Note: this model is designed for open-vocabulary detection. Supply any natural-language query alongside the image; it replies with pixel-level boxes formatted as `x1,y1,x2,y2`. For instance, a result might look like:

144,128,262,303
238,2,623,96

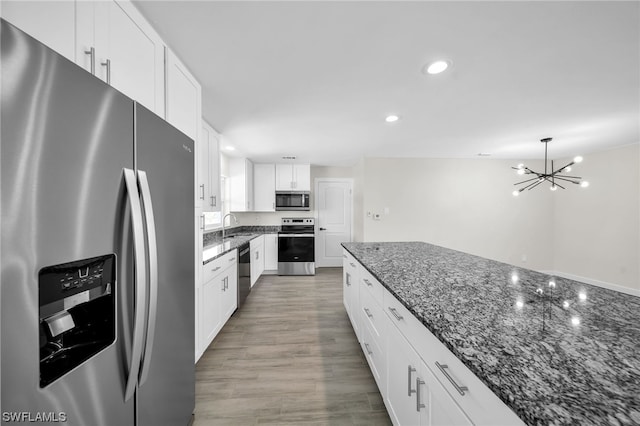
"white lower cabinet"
387,320,471,426
198,250,237,362
386,324,423,425
342,250,360,340
263,234,278,272
250,235,265,286
344,250,524,426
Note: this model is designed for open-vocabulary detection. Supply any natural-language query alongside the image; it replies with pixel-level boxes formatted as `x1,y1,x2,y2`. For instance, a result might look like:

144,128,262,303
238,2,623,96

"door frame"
314,178,354,267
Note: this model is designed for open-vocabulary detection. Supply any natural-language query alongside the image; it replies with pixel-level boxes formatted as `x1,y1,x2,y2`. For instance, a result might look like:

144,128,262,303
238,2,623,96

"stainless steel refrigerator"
1,20,195,425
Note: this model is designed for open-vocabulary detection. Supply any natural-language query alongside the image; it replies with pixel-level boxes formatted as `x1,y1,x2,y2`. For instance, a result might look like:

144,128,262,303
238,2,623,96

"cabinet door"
293,164,311,191
386,324,422,426
207,130,221,211
229,158,253,212
198,124,210,209
221,265,238,321
275,164,293,190
264,234,278,271
343,251,360,339
201,273,222,352
200,121,221,212
2,1,76,62
424,365,472,426
97,0,164,116
166,48,201,140
253,164,276,211
166,48,201,206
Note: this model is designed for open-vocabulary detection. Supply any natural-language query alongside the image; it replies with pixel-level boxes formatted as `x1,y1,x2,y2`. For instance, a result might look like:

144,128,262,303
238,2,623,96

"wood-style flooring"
193,267,391,426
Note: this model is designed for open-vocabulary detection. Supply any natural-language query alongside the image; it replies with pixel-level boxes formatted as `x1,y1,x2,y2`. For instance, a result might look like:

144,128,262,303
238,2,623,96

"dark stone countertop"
203,227,279,264
342,241,640,426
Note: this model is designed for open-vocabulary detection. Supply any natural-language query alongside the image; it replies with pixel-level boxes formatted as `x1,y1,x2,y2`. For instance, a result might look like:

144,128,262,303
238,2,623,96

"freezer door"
134,104,195,425
1,20,135,425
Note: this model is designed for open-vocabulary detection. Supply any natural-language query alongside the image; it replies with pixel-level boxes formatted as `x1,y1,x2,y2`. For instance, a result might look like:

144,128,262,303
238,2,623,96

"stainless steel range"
278,218,315,275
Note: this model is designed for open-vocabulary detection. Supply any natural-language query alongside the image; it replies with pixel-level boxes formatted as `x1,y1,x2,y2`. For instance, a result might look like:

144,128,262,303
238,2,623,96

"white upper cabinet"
229,158,254,212
2,1,76,62
3,0,165,117
88,1,165,116
77,0,165,116
275,164,311,191
165,48,202,205
199,121,221,212
165,48,201,141
253,164,276,212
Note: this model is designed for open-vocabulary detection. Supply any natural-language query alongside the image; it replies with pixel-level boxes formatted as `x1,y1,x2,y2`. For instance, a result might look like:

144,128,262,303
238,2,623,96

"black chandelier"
512,138,589,196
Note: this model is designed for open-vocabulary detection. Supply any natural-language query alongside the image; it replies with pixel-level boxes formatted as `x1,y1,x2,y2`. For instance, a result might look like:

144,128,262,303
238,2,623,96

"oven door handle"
278,234,315,238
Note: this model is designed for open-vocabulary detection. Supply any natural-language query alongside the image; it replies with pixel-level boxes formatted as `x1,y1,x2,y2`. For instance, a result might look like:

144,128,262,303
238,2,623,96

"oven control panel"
282,218,314,225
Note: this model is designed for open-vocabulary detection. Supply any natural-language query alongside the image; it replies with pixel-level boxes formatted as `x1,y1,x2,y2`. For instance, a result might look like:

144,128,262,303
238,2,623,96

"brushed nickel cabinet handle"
364,278,373,287
364,343,373,356
210,195,215,206
435,361,468,396
408,365,416,397
346,273,351,286
388,307,403,321
364,307,373,318
229,257,236,262
416,378,426,412
101,58,111,84
211,266,221,273
349,262,355,267
199,184,205,200
84,47,95,74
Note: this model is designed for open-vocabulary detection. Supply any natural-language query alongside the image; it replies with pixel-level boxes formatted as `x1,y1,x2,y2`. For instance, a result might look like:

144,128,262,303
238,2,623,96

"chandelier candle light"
512,138,589,196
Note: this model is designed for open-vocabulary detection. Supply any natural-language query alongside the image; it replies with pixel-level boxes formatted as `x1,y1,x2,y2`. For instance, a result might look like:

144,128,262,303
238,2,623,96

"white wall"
361,157,555,270
357,145,640,292
352,158,365,242
553,144,639,290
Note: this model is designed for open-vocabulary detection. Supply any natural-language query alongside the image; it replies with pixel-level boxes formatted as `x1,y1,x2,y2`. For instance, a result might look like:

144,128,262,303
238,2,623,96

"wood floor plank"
194,267,391,425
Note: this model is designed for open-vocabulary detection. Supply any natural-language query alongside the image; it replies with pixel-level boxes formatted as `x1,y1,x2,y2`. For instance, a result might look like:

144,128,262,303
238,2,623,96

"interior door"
316,180,352,267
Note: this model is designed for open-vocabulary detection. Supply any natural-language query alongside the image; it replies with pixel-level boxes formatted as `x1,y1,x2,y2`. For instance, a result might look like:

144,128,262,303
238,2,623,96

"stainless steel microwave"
275,191,310,211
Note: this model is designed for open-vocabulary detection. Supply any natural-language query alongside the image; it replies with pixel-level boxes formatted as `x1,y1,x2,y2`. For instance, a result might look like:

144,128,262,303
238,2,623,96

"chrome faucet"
222,213,238,240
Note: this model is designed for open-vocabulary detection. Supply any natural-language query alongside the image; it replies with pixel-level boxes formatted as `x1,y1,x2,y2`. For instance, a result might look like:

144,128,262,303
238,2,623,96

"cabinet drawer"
360,268,383,307
384,288,522,426
359,285,386,340
384,287,425,346
418,330,522,425
343,250,358,273
203,249,237,283
360,321,385,394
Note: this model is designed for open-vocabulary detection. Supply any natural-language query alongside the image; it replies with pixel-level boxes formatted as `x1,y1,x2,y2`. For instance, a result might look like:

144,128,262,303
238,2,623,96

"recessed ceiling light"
424,60,450,75
282,156,297,160
385,115,400,123
224,146,235,151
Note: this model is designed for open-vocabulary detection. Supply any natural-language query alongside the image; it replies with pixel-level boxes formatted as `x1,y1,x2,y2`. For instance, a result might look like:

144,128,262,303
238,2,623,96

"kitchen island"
342,241,640,426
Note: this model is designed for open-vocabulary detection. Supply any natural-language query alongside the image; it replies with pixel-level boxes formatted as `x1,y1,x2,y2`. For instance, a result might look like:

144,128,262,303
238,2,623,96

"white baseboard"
539,270,640,297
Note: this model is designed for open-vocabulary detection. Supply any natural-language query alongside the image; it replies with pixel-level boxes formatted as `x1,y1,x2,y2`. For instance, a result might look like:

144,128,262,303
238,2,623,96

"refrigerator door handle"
123,168,147,401
137,170,158,386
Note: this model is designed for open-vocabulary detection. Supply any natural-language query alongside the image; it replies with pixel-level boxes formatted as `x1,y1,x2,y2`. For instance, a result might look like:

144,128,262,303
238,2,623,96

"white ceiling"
133,1,639,166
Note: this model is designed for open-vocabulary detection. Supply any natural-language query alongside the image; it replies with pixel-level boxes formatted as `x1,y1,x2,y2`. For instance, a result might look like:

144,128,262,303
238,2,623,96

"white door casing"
315,178,353,267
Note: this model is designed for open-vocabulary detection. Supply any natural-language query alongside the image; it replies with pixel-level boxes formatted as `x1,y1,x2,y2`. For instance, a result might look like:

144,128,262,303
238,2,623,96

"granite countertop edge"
203,231,276,265
341,241,640,426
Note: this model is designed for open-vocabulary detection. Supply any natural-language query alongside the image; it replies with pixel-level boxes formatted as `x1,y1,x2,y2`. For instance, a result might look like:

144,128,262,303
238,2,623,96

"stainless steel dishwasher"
237,243,251,309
